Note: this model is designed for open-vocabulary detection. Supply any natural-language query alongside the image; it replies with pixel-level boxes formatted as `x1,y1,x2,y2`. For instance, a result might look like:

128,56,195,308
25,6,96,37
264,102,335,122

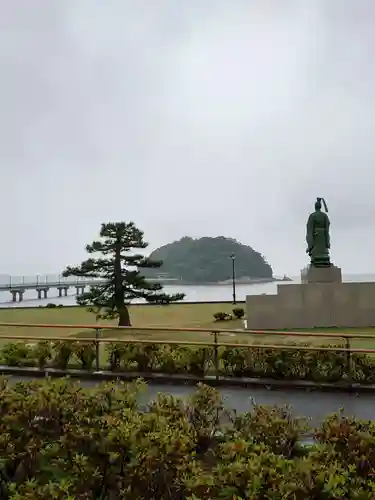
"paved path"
6,376,375,428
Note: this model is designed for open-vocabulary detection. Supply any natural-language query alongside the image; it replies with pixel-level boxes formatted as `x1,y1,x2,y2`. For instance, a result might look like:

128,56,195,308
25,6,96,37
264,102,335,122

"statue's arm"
306,214,314,250
325,215,330,248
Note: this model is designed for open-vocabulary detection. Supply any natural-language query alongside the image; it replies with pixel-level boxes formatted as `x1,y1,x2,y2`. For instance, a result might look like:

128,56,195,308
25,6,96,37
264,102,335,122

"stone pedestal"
301,265,342,284
246,267,375,330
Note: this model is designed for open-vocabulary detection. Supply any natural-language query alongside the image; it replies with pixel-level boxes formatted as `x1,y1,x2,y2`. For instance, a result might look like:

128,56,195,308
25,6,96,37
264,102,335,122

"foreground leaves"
0,379,374,498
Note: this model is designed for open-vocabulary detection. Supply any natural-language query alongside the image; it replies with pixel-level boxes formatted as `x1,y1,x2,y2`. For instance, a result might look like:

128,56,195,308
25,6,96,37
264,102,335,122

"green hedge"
1,340,375,383
0,378,374,499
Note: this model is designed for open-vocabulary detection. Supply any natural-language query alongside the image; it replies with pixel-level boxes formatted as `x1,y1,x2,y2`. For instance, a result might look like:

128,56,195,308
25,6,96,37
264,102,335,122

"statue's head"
314,197,328,212
315,198,322,211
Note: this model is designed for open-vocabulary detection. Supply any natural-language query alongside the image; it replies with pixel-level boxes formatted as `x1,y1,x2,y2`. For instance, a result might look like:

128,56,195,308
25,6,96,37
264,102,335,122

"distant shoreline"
158,276,292,286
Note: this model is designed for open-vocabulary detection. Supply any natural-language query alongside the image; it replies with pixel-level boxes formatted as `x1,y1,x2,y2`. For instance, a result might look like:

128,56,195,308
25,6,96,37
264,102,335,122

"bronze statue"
306,197,331,267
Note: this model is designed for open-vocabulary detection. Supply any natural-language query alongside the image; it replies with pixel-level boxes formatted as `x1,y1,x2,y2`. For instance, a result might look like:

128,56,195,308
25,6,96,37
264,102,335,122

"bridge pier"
76,286,85,296
57,286,69,297
37,288,49,299
11,290,25,302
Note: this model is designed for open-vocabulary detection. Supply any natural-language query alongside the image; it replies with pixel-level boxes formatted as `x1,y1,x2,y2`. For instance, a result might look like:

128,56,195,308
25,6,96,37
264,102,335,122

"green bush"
0,340,374,386
72,342,96,370
0,342,32,366
106,342,129,371
0,378,375,499
51,341,74,369
156,345,188,374
30,341,52,369
45,303,57,308
213,312,231,321
232,307,245,319
219,343,347,382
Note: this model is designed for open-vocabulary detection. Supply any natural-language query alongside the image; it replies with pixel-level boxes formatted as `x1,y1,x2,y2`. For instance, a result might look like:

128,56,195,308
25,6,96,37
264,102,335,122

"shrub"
156,345,187,374
232,307,245,319
30,341,52,369
186,347,214,376
1,379,375,499
51,341,74,369
213,311,231,321
106,342,129,371
0,342,32,366
351,353,375,383
1,340,375,387
219,344,347,382
45,302,57,308
228,404,309,458
73,342,96,370
186,383,227,453
314,410,375,477
130,344,160,372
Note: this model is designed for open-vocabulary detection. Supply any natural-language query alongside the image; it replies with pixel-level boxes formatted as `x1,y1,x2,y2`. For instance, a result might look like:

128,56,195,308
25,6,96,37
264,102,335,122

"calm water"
1,273,375,308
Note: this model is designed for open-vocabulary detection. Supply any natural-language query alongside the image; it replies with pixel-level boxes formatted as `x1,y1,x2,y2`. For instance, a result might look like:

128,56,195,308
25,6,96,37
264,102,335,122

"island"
144,236,282,285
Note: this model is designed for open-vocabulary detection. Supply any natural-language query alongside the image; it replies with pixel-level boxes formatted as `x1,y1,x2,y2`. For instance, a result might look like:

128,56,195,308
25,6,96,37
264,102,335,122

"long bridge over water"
0,275,178,302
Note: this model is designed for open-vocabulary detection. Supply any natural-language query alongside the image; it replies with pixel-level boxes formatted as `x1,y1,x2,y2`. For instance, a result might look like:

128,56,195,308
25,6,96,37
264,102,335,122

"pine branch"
144,292,185,304
136,256,163,268
86,241,113,254
62,259,112,278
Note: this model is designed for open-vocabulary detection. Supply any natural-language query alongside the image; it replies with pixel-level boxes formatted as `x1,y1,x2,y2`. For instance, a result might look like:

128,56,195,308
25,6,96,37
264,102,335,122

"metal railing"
0,275,103,289
0,322,374,380
0,275,177,289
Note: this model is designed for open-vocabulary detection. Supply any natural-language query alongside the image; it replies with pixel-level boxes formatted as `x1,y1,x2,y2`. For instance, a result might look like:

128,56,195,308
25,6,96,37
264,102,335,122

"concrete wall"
246,282,375,330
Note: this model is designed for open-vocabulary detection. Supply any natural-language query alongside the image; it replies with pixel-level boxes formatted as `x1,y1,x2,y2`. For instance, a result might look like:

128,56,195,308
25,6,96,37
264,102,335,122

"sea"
1,273,375,308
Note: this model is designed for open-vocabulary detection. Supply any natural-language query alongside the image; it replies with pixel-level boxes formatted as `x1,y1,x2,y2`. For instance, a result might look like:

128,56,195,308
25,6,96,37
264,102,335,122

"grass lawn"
0,304,246,343
0,304,374,350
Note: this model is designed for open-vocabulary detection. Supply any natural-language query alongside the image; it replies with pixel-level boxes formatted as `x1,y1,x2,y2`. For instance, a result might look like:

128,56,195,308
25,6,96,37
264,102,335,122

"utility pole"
230,254,236,304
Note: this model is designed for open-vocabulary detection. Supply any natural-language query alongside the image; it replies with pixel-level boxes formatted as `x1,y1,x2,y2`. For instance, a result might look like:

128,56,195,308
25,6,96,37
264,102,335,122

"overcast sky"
1,0,374,277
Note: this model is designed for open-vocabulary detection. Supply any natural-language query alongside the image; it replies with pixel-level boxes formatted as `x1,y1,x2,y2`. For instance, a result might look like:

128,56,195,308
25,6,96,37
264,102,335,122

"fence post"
95,328,100,371
345,336,351,385
213,331,219,382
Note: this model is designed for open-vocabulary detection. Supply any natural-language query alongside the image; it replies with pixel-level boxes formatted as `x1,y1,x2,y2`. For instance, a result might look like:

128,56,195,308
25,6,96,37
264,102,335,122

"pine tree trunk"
118,306,131,327
114,240,131,327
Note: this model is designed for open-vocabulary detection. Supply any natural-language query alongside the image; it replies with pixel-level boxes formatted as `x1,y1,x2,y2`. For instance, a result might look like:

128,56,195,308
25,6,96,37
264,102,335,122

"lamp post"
230,253,236,304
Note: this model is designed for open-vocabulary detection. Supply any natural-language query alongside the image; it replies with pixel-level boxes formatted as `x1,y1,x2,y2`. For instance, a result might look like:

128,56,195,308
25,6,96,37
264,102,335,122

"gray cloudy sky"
1,0,374,277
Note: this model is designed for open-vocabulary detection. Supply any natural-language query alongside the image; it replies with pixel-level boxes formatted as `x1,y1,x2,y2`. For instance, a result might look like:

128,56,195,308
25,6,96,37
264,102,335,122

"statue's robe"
306,210,331,267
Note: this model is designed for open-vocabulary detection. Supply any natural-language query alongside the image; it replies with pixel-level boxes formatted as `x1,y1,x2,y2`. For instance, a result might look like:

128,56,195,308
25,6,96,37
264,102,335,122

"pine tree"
62,222,185,326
